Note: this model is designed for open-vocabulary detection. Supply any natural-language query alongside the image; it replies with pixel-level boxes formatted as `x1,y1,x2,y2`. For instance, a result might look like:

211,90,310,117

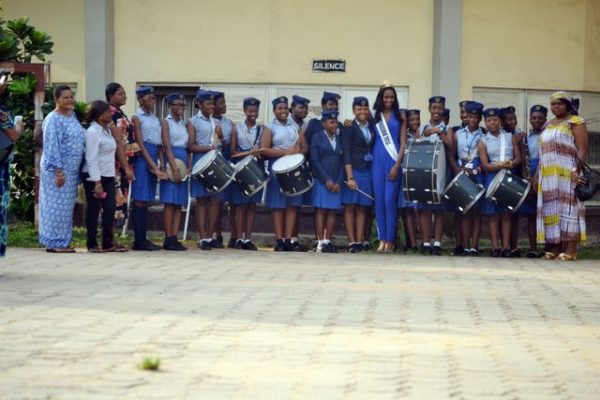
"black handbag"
575,161,600,201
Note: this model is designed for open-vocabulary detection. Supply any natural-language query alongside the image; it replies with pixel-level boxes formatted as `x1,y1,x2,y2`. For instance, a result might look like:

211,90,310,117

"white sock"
434,241,441,247
324,239,330,244
291,237,298,243
363,241,369,245
423,242,431,247
243,239,250,243
348,242,356,246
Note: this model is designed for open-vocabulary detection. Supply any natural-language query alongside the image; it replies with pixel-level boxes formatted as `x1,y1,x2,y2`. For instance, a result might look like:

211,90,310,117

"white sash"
499,133,506,162
375,117,398,162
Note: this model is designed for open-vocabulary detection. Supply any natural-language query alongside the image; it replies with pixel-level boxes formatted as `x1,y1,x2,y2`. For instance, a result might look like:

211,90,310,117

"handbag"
575,161,600,201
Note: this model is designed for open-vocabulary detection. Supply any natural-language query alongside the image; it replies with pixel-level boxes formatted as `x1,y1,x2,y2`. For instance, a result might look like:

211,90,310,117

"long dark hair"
105,82,123,103
373,86,403,124
85,100,110,125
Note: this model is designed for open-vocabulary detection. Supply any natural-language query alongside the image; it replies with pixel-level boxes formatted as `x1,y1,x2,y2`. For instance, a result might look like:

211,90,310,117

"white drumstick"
344,181,374,201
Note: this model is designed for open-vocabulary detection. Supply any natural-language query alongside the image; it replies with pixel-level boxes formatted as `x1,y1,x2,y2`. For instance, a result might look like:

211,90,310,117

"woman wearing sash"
229,97,263,251
261,96,308,251
159,93,189,251
449,101,485,256
478,108,521,257
371,84,406,253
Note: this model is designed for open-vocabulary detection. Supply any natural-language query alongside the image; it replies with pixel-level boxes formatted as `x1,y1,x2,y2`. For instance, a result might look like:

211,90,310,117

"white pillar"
85,0,114,102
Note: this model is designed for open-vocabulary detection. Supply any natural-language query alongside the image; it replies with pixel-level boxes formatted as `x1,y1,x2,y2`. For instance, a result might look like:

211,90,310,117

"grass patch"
137,357,161,371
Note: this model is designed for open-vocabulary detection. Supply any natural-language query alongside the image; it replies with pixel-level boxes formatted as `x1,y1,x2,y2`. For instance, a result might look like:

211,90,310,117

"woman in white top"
82,100,127,252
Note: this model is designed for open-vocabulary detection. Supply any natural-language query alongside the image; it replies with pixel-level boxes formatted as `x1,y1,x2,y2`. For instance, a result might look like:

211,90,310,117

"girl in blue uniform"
478,108,521,257
131,86,167,251
230,97,263,251
519,105,547,257
260,96,309,251
399,109,421,252
159,93,189,251
417,96,448,256
187,90,223,250
371,85,406,253
341,97,374,253
449,101,485,256
311,109,344,253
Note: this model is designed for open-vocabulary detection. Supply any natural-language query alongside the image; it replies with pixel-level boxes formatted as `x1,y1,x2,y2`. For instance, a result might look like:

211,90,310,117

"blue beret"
321,91,341,103
428,96,446,105
352,96,369,107
196,90,215,102
499,106,516,118
243,97,260,107
321,109,339,121
291,95,310,106
166,93,185,104
465,101,484,114
212,91,225,100
530,104,548,115
406,109,420,117
443,108,450,117
136,86,154,97
483,108,501,118
272,96,288,107
459,100,470,108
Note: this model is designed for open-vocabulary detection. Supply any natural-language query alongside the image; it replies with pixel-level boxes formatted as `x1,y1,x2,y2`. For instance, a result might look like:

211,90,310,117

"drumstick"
231,148,263,159
344,181,375,200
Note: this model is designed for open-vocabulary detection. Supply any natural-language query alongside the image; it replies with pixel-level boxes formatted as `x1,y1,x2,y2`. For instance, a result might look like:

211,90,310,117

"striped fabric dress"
536,115,586,244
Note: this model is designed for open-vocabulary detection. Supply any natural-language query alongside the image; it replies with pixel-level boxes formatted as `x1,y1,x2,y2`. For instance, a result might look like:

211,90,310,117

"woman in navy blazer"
310,109,344,253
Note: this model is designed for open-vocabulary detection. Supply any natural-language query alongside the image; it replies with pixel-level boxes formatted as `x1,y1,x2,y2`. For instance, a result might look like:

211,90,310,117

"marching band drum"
271,154,314,197
442,171,486,213
403,141,447,204
485,169,532,212
191,149,236,194
234,155,270,197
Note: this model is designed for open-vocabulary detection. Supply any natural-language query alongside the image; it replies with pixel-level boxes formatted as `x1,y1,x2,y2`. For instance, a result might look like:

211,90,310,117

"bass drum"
271,154,314,197
442,171,485,213
234,155,270,197
191,150,236,194
485,169,532,212
403,141,447,204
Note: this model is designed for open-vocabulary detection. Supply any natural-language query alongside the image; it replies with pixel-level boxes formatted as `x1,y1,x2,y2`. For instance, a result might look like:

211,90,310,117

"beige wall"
584,0,600,91
3,0,86,98
113,0,434,114
461,0,587,97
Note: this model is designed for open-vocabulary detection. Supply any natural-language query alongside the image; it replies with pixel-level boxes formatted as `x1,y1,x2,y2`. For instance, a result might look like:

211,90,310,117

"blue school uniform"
310,129,344,210
341,120,374,207
414,120,449,211
265,119,304,208
518,130,541,214
372,112,401,242
159,114,189,206
451,125,485,212
189,112,215,199
232,121,264,205
132,108,162,202
482,131,514,215
214,115,234,202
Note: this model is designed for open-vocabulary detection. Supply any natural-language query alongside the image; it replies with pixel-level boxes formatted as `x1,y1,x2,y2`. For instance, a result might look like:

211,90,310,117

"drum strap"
375,118,398,162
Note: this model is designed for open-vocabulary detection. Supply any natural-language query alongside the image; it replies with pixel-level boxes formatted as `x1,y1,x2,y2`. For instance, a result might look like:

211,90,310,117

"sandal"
88,246,104,253
103,243,128,253
542,252,558,260
46,247,76,254
557,253,577,261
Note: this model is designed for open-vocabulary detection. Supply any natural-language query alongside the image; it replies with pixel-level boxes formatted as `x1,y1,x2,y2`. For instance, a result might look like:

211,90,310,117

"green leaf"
8,74,37,96
6,17,33,40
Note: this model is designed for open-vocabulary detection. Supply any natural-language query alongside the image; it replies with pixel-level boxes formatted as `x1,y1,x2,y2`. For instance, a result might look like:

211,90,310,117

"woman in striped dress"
536,91,588,261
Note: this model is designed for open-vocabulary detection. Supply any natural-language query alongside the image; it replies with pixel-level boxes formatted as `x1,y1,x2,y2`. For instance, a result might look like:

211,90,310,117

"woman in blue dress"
159,93,189,251
39,85,85,253
478,108,521,257
230,97,263,251
310,109,344,253
371,85,406,253
260,96,308,252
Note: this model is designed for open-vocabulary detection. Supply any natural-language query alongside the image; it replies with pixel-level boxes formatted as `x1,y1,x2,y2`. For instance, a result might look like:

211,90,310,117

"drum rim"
192,149,218,175
242,175,270,197
461,183,486,213
485,169,508,200
235,155,255,170
279,178,314,197
205,175,236,194
511,179,532,213
272,153,305,173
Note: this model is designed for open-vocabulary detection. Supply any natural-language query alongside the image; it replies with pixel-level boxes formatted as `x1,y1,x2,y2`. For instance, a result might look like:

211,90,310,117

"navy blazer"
310,129,344,186
341,121,374,170
305,117,340,146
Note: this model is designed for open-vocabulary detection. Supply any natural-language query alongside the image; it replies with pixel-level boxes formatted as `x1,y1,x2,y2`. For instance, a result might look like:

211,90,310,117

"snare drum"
443,171,485,213
403,141,447,204
485,169,531,212
234,155,270,197
271,154,314,197
191,150,236,194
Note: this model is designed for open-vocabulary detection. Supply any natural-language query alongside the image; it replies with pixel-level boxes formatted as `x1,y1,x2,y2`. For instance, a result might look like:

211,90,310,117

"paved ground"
0,248,599,399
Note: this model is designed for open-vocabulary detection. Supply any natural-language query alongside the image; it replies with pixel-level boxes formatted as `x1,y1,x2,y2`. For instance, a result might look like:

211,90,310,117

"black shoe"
348,243,359,253
243,241,258,251
470,248,480,257
491,248,501,257
453,246,464,256
411,246,419,253
355,243,364,252
198,240,212,251
287,241,306,252
163,240,178,251
510,248,522,258
234,240,245,249
228,238,237,249
174,241,187,251
132,241,162,251
274,239,285,252
327,243,338,253
362,242,371,251
420,244,432,255
501,249,512,258
216,235,224,247
432,245,442,256
526,250,538,258
210,239,224,249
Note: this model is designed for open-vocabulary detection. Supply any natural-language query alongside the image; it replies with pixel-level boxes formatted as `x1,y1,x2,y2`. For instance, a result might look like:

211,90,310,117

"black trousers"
83,174,116,249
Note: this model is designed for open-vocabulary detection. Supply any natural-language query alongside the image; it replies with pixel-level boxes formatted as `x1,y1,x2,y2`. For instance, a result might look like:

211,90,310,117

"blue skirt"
160,147,189,206
342,168,373,207
132,143,159,202
265,158,304,209
518,158,539,214
311,180,342,210
482,170,511,215
190,153,210,199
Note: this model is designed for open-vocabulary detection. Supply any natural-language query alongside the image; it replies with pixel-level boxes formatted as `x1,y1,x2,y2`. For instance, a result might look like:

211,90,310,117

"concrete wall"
584,0,600,91
3,0,86,98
